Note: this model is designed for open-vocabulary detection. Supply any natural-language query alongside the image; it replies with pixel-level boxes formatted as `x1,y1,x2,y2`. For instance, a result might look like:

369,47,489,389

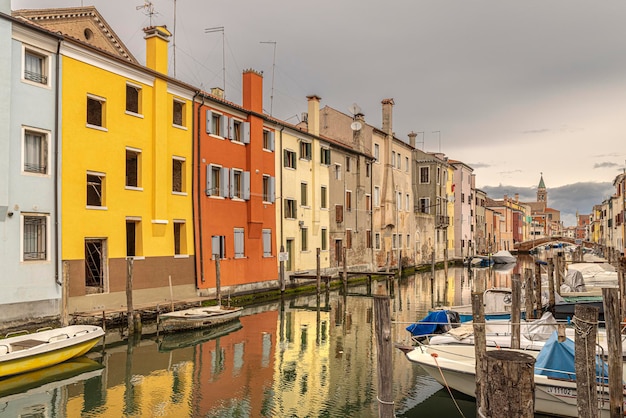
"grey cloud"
593,162,618,169
522,129,550,135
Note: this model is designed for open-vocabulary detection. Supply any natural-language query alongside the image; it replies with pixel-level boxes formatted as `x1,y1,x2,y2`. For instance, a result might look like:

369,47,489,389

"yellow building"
446,164,455,258
275,123,331,275
18,8,197,313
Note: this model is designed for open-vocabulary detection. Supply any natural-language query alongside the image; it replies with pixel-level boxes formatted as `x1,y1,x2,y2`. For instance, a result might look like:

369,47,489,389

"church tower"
537,173,547,205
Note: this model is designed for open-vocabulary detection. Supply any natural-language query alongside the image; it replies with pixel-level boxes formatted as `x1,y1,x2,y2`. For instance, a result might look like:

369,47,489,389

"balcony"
435,215,449,229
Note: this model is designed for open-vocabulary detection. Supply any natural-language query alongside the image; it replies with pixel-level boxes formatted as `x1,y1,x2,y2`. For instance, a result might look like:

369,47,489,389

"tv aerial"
348,103,362,131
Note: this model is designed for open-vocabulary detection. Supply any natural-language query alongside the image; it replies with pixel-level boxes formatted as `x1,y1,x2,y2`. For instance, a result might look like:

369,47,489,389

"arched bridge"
514,236,594,253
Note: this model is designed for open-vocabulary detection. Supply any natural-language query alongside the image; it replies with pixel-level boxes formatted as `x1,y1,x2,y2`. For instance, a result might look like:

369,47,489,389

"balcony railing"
435,215,449,228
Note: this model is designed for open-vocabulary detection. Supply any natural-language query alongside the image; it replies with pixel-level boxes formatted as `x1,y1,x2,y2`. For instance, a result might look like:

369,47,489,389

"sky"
11,0,626,226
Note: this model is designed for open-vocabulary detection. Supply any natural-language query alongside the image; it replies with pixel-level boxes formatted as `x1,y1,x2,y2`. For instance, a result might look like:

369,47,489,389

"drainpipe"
54,39,61,286
279,125,285,245
195,92,205,282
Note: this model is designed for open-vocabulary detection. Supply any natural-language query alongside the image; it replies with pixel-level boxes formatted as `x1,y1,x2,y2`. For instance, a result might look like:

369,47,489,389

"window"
285,199,297,219
335,205,344,223
263,130,275,151
437,167,441,184
300,141,312,160
263,175,275,202
262,229,272,257
345,156,351,172
374,143,380,161
320,147,331,165
206,164,228,197
346,229,352,249
392,234,397,249
392,152,396,167
87,172,104,207
365,194,372,212
366,162,371,178
174,221,186,255
366,230,372,248
87,95,105,128
24,49,47,84
232,170,243,199
301,182,308,207
23,215,47,261
407,234,410,248
23,129,48,174
126,219,141,257
321,228,328,251
406,194,410,211
172,157,185,193
284,150,296,169
405,157,409,172
211,235,226,259
335,164,342,180
420,197,430,214
231,120,242,142
301,227,308,251
374,186,380,207
461,193,465,203
210,112,225,137
126,148,141,188
234,228,245,258
375,233,381,250
85,239,106,293
126,84,141,114
420,167,430,183
173,99,185,127
321,186,328,209
346,190,352,212
397,154,402,169
397,192,402,210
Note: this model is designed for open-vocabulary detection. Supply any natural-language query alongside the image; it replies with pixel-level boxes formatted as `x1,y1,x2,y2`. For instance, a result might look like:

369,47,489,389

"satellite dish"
348,103,361,115
350,121,362,131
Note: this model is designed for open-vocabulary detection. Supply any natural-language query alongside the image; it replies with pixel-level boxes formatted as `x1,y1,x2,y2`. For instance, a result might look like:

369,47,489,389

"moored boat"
491,250,517,264
0,325,104,378
158,305,243,333
158,319,243,351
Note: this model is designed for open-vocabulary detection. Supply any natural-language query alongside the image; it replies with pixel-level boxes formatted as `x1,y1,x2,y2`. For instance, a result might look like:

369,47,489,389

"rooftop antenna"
417,131,425,150
205,26,225,96
348,103,362,131
260,41,277,116
172,0,177,77
136,1,158,26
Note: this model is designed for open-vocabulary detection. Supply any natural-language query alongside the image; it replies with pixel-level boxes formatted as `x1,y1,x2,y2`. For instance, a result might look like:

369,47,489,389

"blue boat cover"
534,331,608,383
406,310,450,337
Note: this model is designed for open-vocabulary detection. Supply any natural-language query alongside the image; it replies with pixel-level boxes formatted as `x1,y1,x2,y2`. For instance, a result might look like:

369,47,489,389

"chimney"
242,69,263,113
381,98,394,136
408,131,417,148
211,87,224,99
143,26,171,75
306,95,321,136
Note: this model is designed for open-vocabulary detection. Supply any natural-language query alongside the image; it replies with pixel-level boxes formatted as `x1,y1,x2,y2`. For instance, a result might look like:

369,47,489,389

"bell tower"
537,172,547,205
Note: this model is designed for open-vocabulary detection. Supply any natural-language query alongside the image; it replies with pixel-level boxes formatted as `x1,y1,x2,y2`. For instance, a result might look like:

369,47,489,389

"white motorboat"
491,250,517,264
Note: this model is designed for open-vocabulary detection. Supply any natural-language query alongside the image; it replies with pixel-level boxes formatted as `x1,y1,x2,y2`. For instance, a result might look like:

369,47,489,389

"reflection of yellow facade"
273,306,330,415
66,357,194,417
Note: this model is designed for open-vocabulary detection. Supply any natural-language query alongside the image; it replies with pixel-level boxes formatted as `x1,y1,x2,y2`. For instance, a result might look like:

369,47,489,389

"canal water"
2,256,543,418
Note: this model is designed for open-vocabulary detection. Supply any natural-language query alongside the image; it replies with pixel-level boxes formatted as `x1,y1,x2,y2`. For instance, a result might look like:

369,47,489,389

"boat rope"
431,353,467,418
376,396,395,406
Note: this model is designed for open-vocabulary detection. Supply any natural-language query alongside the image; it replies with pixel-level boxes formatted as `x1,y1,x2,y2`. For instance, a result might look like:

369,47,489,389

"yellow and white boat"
0,325,104,378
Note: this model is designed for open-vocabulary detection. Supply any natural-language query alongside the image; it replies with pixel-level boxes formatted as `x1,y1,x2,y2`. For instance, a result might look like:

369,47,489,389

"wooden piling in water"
216,256,222,306
619,257,626,321
342,247,347,288
373,295,394,418
484,350,535,418
524,268,534,320
316,248,321,295
126,257,134,335
472,285,487,413
574,304,599,418
279,244,285,293
602,287,623,418
534,263,543,316
511,274,521,349
547,258,555,313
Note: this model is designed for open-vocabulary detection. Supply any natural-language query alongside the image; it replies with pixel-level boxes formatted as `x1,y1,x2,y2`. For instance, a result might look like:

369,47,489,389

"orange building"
193,70,277,294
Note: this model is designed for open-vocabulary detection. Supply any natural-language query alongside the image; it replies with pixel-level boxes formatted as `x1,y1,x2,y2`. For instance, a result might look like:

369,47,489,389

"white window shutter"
269,131,275,151
243,171,251,200
242,122,250,144
220,115,227,138
205,110,212,134
206,164,213,195
211,235,219,258
229,169,235,198
220,167,229,197
228,118,235,140
269,176,275,203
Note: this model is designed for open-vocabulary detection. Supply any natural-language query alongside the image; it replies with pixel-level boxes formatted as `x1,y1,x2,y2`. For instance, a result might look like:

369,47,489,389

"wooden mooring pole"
126,258,134,335
575,304,599,418
547,258,556,314
534,262,543,316
472,278,487,414
215,256,221,307
602,287,623,418
342,247,347,289
619,257,626,322
511,274,521,349
524,268,534,320
373,295,394,418
316,248,321,295
279,244,285,293
484,350,535,418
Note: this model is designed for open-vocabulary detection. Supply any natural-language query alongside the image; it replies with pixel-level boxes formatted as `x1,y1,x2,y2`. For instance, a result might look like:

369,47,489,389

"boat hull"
159,306,243,333
0,325,104,378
